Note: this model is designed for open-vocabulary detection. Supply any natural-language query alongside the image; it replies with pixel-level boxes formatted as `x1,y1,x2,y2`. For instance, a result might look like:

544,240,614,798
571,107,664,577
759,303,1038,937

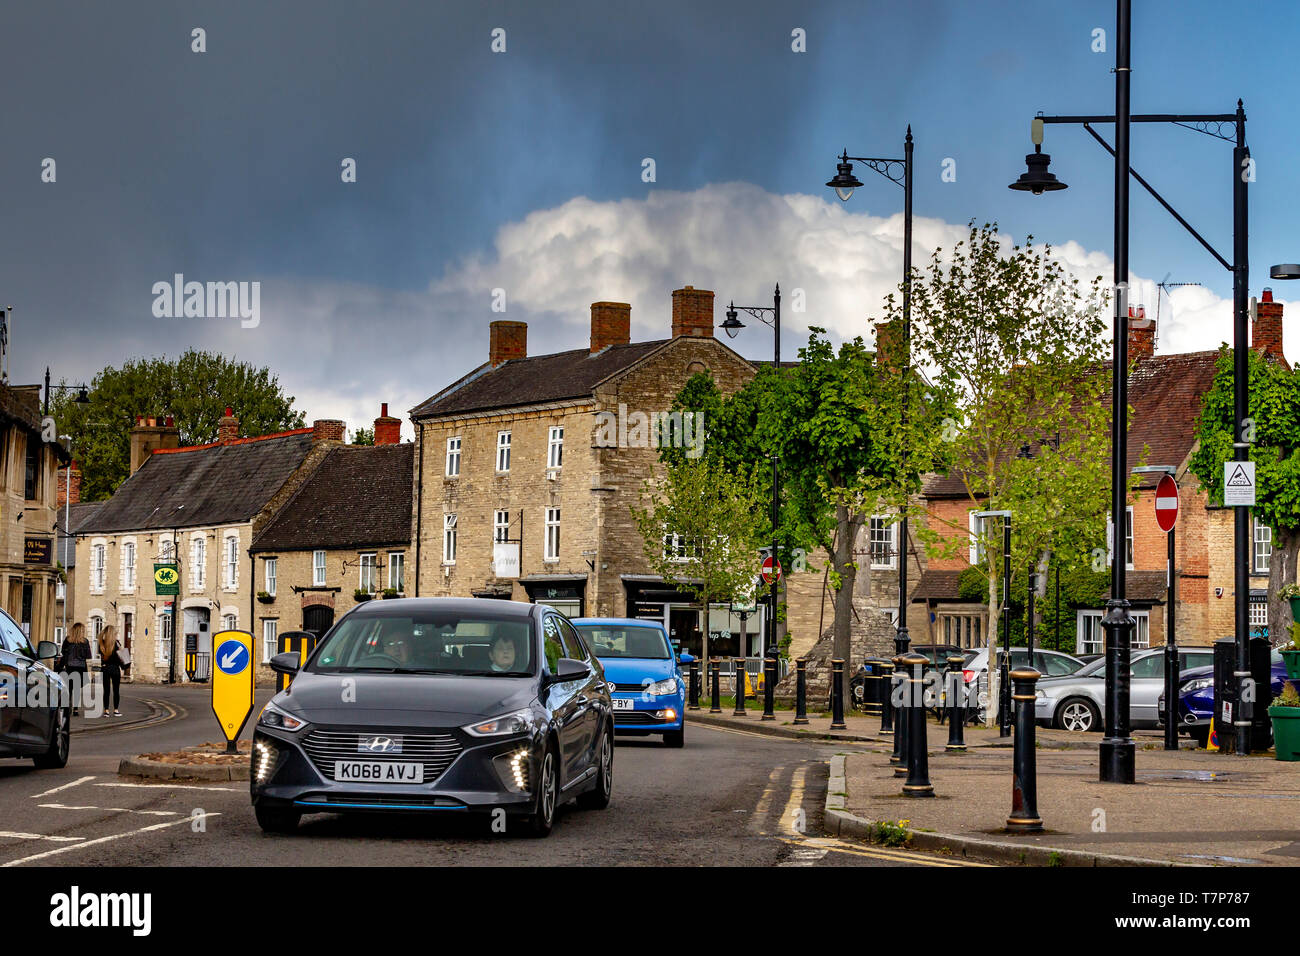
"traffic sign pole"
1153,474,1180,752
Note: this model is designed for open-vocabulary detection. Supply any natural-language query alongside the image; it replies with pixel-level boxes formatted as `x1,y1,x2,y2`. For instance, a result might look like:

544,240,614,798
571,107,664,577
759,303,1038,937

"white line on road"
1,812,222,867
0,832,85,843
29,776,96,799
95,782,243,792
40,804,180,817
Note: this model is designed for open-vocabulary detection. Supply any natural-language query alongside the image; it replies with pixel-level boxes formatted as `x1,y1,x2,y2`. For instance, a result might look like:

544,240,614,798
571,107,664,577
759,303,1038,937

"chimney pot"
1127,313,1157,362
1253,290,1285,361
671,286,714,338
217,407,240,443
590,301,632,353
128,414,180,475
312,419,346,443
1262,288,1274,303
489,320,528,366
373,404,401,446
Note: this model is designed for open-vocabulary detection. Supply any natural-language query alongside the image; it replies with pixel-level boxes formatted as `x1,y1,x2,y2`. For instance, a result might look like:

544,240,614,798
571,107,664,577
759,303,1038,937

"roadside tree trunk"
830,503,863,667
1268,526,1299,645
985,558,1001,727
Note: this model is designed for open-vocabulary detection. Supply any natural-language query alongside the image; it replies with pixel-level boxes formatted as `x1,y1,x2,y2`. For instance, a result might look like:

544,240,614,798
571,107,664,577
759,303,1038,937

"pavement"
686,706,1300,867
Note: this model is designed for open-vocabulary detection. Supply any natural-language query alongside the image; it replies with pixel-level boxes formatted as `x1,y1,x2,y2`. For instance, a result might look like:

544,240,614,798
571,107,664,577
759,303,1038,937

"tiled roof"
57,501,105,566
410,340,670,419
909,569,966,602
251,443,413,552
922,350,1222,498
78,432,317,534
1103,570,1170,604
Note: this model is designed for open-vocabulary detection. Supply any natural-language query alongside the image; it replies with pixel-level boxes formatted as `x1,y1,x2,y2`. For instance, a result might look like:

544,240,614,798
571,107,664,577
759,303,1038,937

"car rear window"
312,612,534,675
574,625,670,659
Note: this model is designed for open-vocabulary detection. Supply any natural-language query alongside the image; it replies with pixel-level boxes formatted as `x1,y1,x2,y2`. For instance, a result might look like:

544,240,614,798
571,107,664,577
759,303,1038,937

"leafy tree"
909,223,1117,723
631,456,764,670
1189,345,1300,640
49,350,305,500
351,427,375,446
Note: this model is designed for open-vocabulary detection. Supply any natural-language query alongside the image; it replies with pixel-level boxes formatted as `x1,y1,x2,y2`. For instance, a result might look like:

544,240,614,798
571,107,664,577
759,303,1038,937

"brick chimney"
57,459,81,507
216,406,240,443
874,320,902,370
590,301,631,353
489,320,527,366
1253,288,1284,360
1127,306,1156,362
128,415,180,475
671,286,714,338
312,419,345,443
373,403,401,446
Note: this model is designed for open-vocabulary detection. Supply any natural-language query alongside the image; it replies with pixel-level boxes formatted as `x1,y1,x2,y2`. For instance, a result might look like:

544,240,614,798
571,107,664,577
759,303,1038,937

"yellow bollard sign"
211,629,255,753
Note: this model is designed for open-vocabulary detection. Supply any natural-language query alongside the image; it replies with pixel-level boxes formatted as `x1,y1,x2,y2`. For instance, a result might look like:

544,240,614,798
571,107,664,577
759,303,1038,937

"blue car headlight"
647,677,680,697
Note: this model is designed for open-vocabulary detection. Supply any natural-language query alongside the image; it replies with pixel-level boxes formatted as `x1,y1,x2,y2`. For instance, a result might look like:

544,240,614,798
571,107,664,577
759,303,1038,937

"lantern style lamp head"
721,303,745,339
1009,117,1067,195
1269,264,1300,281
826,150,864,202
74,386,90,404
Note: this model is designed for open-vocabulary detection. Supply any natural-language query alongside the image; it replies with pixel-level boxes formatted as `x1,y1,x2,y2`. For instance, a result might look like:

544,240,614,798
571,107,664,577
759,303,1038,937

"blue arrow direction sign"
216,639,250,675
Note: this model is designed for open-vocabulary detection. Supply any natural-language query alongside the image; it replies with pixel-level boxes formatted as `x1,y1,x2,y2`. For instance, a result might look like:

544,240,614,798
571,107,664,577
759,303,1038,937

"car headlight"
647,677,680,697
464,708,536,737
258,700,307,732
1181,678,1213,695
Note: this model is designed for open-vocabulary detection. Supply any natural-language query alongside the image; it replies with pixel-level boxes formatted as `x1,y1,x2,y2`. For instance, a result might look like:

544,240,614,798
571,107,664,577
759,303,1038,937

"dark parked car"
0,607,70,769
1160,651,1287,748
251,598,613,837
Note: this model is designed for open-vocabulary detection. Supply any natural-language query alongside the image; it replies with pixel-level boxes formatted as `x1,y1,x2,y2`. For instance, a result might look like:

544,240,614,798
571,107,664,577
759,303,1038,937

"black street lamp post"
1010,0,1264,771
824,126,917,747
721,287,783,714
43,367,90,416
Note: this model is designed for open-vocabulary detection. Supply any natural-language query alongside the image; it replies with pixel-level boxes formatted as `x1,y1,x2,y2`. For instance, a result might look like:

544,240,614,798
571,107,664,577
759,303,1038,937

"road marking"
0,831,84,843
752,766,784,825
775,835,979,867
780,844,829,866
30,776,95,799
40,804,180,817
781,765,808,836
95,782,243,792
1,812,221,867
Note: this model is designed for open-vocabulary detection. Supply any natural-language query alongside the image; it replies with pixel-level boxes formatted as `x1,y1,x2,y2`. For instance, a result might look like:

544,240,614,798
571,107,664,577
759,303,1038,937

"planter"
1290,596,1300,624
1268,705,1300,761
1282,650,1300,681
256,594,274,604
381,591,401,600
353,592,374,602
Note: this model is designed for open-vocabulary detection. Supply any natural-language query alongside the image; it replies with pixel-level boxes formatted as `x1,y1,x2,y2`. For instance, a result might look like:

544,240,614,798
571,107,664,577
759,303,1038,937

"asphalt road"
0,684,988,868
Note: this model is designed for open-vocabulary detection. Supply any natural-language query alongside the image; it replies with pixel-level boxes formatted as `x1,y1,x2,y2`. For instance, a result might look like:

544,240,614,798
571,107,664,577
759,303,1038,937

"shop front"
520,575,586,618
621,576,768,659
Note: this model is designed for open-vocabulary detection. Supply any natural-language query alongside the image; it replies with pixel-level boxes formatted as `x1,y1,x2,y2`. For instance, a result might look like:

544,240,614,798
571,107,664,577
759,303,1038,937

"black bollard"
829,659,846,730
688,659,701,711
945,656,967,752
891,656,908,774
901,652,934,797
1006,667,1044,832
794,659,809,725
762,654,777,721
733,658,747,716
879,661,895,736
709,660,721,713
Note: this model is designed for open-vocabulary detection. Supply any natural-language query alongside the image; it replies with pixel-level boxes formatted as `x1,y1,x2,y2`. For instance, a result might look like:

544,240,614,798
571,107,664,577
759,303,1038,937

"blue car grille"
614,711,667,725
300,729,462,783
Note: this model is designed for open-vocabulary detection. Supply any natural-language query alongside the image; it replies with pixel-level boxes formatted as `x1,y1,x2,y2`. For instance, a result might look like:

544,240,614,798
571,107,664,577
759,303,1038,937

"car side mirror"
547,657,590,684
36,641,58,661
268,651,301,676
678,652,695,665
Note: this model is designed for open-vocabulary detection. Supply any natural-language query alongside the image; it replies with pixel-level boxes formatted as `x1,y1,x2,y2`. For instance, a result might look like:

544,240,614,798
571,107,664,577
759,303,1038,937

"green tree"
49,350,305,500
631,456,764,670
909,223,1116,723
1189,345,1300,640
350,427,375,446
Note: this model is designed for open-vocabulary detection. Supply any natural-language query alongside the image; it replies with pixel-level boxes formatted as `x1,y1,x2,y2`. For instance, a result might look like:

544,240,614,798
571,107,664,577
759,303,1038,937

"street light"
43,366,90,416
974,510,1012,736
1009,0,1272,770
1135,464,1180,751
721,285,782,718
1008,120,1069,195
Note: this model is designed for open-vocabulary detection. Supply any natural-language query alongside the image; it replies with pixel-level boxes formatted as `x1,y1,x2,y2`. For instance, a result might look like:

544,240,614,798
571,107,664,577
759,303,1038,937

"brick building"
409,286,772,657
73,411,344,682
908,296,1292,653
249,407,412,662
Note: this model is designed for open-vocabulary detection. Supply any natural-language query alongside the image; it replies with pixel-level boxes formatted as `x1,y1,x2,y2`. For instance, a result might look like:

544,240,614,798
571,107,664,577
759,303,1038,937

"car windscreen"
311,612,534,675
575,625,670,659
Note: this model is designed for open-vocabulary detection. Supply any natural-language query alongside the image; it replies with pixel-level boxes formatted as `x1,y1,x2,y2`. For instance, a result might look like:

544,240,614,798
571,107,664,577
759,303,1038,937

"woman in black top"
60,623,91,716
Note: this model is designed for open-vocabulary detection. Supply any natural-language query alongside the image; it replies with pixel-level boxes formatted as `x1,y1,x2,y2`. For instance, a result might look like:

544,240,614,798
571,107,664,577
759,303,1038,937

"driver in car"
488,633,517,672
381,630,412,665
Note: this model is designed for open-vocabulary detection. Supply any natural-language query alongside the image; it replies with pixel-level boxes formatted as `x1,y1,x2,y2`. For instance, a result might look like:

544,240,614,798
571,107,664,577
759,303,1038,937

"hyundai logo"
359,736,402,754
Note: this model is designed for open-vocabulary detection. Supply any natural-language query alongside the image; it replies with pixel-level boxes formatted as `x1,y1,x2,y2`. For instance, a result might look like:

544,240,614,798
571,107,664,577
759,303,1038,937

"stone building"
249,406,412,659
909,296,1292,652
73,410,344,682
0,383,69,646
54,458,102,644
409,286,770,657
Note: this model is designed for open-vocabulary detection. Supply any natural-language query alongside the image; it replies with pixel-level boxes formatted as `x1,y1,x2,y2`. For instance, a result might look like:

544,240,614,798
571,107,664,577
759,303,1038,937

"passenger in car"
489,634,517,672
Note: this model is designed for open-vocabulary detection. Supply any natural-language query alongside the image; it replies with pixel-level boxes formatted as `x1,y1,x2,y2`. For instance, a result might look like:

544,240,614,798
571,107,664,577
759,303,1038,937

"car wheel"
33,705,70,769
663,725,685,748
578,726,614,809
1056,698,1100,733
254,804,300,834
525,744,558,838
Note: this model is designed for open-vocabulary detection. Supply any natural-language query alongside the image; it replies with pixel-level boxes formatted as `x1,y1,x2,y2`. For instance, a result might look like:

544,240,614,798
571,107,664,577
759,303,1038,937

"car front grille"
613,683,651,693
614,711,665,725
300,729,463,783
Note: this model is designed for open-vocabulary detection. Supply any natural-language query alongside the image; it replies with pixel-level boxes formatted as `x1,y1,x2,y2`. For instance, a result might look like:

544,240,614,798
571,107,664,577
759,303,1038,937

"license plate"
334,761,423,783
612,698,633,711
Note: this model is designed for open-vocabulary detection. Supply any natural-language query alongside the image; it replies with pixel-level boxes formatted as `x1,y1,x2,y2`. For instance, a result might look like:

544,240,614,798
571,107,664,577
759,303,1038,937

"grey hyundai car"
251,598,613,837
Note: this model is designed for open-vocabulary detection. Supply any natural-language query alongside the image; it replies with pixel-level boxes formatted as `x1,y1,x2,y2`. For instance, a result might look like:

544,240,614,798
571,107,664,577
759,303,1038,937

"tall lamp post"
1009,0,1262,771
823,126,915,668
721,286,782,710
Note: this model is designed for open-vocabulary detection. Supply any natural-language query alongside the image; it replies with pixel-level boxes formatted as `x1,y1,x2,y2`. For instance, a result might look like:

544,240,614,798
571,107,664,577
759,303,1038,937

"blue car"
571,618,689,748
1162,650,1288,748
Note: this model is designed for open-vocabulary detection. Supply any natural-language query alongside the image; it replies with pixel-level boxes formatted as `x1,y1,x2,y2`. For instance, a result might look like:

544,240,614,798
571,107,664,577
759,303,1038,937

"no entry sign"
1154,474,1179,532
761,556,783,585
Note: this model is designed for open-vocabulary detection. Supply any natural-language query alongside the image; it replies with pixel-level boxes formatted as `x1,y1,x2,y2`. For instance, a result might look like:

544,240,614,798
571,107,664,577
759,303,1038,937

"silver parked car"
962,647,1086,720
1034,646,1216,732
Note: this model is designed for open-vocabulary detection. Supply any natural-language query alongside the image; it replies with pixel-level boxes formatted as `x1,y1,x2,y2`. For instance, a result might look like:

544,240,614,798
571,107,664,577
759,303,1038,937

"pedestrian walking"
98,625,124,717
59,623,92,716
